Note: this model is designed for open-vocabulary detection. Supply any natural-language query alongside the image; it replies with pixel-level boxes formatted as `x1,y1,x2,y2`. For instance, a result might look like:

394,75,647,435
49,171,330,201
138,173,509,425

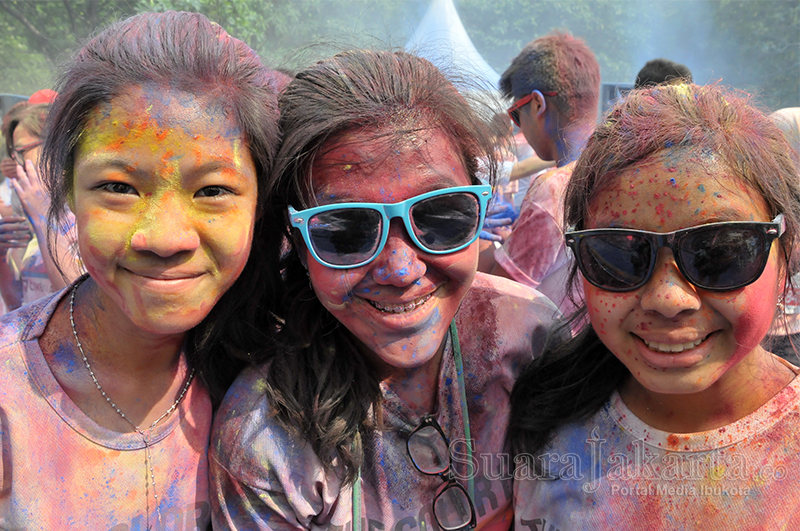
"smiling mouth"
367,293,433,314
642,336,708,354
125,268,203,281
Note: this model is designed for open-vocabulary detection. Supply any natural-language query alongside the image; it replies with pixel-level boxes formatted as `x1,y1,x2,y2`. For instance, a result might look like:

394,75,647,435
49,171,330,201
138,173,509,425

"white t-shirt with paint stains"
0,283,212,530
514,359,800,531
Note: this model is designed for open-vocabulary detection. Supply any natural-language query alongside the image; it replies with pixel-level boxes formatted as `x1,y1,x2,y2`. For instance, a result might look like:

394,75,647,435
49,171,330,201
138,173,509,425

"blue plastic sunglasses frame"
288,185,492,269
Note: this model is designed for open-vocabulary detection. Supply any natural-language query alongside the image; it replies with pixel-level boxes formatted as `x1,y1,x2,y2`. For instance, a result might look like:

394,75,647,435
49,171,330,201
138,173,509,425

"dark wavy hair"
510,83,800,459
254,49,500,483
39,11,281,406
635,58,693,89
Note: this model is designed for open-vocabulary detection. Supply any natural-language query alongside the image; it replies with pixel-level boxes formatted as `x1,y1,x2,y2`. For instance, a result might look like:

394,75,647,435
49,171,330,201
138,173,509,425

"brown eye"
196,186,232,198
99,182,137,195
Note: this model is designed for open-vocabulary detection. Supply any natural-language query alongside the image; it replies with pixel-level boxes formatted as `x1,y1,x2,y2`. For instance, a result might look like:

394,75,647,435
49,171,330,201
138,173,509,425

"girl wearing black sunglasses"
511,83,800,529
210,50,559,530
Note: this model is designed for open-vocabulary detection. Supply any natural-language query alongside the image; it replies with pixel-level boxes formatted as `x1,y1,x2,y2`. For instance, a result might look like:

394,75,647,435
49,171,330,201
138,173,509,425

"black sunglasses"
407,415,476,531
565,215,785,292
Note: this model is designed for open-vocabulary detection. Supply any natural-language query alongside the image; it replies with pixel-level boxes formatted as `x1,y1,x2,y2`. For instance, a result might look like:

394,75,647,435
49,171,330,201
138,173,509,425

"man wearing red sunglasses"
490,32,600,314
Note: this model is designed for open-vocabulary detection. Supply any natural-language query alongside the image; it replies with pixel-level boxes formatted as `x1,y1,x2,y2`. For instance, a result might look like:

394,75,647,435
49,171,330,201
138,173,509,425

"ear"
289,227,310,270
531,90,548,117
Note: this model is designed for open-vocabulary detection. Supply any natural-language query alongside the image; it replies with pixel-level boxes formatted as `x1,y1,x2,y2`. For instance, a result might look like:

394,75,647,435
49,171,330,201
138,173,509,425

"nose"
129,192,200,258
639,248,702,318
369,219,426,286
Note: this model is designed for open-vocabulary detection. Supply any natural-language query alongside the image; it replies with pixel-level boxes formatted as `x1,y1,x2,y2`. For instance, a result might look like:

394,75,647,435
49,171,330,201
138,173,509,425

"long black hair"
255,49,500,483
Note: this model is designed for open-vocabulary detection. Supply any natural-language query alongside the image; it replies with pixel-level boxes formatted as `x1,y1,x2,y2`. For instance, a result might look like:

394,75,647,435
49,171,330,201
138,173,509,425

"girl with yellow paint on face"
0,11,280,530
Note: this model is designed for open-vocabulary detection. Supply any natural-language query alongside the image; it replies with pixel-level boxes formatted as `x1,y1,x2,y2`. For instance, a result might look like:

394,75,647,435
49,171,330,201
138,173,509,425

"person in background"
765,106,800,361
511,83,800,530
634,57,693,88
2,101,82,309
210,49,558,530
477,113,553,272
0,103,32,316
0,10,280,529
489,31,600,314
0,90,57,190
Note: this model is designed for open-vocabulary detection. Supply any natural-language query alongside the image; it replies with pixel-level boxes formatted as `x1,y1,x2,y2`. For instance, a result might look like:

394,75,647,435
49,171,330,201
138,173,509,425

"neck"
362,341,444,417
555,117,595,167
619,347,795,433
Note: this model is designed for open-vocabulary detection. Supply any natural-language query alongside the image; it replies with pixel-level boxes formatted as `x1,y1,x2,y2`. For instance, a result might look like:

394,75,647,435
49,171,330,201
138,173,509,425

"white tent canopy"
405,0,500,89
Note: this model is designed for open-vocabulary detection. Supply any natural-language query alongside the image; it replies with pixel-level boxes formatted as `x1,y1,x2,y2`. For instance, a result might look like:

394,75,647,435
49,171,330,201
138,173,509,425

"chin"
128,308,210,337
637,371,719,396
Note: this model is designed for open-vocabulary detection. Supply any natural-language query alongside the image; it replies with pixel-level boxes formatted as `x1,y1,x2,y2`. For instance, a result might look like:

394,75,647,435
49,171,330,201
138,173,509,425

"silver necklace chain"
69,279,195,529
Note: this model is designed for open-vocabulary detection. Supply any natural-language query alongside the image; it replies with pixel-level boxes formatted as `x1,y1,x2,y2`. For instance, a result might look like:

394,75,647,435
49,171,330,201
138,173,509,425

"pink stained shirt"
210,272,560,531
0,284,212,530
494,163,577,313
514,359,800,531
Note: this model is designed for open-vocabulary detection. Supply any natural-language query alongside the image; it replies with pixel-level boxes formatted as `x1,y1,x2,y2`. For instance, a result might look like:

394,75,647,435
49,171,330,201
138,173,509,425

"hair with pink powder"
566,83,800,277
499,31,600,120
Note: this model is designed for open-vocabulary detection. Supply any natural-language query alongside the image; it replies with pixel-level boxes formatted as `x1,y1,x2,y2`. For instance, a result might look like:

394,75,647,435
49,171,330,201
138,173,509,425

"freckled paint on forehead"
79,87,243,160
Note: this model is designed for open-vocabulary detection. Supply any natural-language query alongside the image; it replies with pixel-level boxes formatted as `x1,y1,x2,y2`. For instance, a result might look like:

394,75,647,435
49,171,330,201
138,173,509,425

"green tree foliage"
0,0,797,109
458,0,799,109
0,0,141,94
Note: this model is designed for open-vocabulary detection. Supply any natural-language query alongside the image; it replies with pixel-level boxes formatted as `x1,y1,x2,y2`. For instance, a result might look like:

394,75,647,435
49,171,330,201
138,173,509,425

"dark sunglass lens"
509,110,519,126
410,193,480,252
308,209,382,266
578,233,652,290
680,227,765,289
408,425,449,475
434,484,474,530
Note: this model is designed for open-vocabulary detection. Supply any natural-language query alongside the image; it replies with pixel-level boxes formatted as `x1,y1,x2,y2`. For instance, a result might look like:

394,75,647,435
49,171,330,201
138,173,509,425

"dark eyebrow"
78,157,146,177
77,156,242,180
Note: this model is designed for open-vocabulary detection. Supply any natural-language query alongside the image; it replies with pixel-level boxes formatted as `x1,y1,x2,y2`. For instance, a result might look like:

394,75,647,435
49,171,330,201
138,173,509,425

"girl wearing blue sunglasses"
210,50,559,530
511,84,800,529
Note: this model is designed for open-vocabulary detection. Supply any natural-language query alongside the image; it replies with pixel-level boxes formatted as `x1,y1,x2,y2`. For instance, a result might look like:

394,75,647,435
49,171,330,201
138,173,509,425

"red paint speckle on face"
305,127,477,377
582,150,784,407
72,85,258,338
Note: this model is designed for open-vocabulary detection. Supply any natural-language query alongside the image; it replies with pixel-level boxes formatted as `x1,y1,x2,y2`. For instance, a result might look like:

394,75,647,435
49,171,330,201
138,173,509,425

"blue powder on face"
669,178,677,187
665,140,674,148
697,184,705,192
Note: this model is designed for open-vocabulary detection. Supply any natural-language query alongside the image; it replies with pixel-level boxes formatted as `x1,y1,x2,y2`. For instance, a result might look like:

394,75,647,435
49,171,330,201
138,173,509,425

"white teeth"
368,293,432,314
643,337,705,353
